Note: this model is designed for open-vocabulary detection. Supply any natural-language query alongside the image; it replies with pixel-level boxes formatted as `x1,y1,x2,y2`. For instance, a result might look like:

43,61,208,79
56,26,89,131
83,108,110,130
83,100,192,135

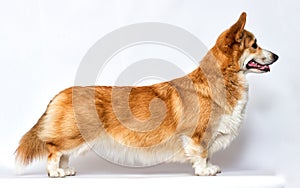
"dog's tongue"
248,61,270,71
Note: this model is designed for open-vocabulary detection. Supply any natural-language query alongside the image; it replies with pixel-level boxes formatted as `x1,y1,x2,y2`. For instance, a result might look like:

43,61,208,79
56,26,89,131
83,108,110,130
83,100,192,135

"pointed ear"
228,12,247,43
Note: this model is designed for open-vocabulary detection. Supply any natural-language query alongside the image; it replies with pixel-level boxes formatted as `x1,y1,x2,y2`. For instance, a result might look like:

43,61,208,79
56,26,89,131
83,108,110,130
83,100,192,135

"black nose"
273,53,279,62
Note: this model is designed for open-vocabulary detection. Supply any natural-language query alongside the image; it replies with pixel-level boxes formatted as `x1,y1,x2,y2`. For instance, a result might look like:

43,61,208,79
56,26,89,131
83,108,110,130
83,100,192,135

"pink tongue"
248,61,258,67
260,65,270,70
249,61,270,71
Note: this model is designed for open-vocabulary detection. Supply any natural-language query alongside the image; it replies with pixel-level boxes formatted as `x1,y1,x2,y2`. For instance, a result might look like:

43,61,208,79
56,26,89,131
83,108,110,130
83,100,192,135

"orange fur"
15,12,278,177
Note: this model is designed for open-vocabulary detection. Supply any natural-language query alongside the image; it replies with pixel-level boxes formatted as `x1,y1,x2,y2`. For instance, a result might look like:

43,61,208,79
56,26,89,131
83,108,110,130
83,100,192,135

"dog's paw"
194,165,221,176
64,167,76,176
207,163,221,174
48,168,66,178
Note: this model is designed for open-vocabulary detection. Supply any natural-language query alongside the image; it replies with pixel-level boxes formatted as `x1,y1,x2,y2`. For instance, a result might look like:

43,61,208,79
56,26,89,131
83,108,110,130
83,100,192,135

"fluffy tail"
15,121,47,167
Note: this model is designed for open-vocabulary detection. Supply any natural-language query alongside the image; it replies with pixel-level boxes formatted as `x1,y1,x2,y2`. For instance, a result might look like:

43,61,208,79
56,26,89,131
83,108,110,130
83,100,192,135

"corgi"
15,12,278,177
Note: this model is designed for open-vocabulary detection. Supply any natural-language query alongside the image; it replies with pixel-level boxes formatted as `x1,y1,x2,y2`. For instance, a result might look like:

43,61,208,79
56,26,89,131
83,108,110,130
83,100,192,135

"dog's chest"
210,90,248,152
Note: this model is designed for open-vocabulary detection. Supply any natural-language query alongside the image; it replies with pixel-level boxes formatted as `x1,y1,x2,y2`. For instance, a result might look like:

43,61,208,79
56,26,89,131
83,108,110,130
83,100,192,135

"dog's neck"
187,49,248,113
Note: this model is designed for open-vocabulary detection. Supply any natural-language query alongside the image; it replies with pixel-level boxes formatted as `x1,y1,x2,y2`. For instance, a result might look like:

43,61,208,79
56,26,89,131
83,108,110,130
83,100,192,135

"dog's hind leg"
46,143,76,178
47,150,65,178
59,154,76,176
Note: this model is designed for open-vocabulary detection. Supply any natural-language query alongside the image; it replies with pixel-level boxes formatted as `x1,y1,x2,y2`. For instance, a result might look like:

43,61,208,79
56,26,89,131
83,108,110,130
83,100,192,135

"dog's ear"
228,12,246,43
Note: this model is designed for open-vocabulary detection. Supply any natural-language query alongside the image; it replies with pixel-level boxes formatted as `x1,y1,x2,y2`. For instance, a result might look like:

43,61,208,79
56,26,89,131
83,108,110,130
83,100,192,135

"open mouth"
246,59,271,72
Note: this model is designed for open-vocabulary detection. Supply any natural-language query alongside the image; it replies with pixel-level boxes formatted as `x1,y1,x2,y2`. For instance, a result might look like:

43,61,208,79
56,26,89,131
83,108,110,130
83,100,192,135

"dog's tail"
15,117,47,167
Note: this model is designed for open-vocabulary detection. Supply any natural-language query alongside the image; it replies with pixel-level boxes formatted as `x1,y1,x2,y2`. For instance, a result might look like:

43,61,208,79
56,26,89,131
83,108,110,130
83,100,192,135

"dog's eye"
252,39,257,49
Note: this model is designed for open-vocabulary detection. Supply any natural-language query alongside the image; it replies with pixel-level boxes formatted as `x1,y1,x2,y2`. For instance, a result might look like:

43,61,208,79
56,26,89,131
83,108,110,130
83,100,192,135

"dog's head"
215,12,278,73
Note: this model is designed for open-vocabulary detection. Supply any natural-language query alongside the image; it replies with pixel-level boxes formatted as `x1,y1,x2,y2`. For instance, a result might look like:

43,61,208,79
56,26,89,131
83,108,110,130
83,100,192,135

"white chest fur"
209,90,249,154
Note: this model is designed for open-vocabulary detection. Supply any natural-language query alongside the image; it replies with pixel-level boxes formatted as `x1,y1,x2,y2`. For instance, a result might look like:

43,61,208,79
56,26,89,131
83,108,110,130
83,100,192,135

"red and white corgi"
15,12,278,177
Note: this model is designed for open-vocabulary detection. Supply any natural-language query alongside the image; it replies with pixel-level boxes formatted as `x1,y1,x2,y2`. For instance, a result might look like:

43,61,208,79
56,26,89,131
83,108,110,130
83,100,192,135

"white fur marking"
195,164,221,176
209,80,248,155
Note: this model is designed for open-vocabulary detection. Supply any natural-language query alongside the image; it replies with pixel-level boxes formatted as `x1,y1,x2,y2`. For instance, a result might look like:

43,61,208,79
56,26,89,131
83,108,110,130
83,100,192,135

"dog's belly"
78,133,187,167
209,91,248,154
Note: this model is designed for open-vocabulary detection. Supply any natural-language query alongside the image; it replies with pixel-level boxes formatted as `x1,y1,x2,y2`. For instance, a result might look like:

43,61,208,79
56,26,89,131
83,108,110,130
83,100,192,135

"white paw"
207,163,221,174
48,168,66,178
194,165,221,176
64,167,76,176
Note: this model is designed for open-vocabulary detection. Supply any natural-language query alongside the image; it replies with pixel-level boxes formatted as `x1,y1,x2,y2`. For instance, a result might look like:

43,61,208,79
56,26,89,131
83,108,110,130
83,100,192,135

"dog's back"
16,12,278,177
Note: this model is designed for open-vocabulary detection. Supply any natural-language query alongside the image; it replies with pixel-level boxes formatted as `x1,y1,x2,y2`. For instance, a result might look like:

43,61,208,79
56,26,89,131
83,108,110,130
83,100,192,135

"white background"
0,0,299,187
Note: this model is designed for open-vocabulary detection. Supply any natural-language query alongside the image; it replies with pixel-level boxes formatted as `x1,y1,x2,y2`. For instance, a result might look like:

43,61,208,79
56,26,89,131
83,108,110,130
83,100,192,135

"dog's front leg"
181,135,221,176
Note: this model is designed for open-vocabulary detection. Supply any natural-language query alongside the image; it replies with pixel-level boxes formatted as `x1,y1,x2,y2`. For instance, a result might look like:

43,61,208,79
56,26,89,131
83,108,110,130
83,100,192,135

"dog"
15,12,278,177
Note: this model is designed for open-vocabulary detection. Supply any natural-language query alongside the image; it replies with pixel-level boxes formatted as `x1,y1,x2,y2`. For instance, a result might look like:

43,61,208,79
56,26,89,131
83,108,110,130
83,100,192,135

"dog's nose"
273,54,279,62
